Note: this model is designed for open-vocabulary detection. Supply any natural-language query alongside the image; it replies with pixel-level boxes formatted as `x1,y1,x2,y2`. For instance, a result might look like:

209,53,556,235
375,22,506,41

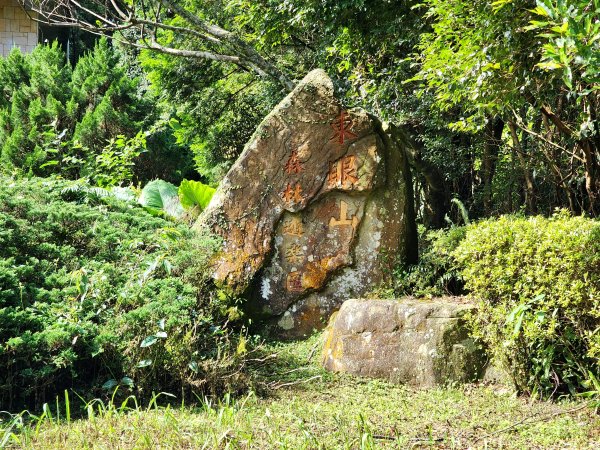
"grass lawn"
2,335,599,449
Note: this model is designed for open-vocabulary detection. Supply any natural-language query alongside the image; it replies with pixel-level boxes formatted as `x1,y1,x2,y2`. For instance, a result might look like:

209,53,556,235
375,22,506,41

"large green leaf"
138,180,184,218
178,179,216,211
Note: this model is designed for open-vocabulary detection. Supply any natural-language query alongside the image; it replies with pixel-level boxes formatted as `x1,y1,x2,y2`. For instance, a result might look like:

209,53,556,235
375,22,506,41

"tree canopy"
18,0,600,219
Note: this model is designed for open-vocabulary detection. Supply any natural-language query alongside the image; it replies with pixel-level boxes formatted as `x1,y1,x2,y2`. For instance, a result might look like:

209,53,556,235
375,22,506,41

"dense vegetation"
0,176,247,411
0,0,598,428
393,213,600,398
0,39,195,186
456,213,600,398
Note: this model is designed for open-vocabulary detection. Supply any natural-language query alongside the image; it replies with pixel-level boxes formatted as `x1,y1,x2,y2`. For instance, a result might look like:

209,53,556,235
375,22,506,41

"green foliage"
88,132,147,187
0,40,140,178
454,212,600,397
415,0,600,214
527,0,600,93
416,0,535,125
138,179,184,219
69,39,144,151
137,178,215,221
394,225,467,297
138,52,281,184
0,176,247,411
0,40,193,186
178,179,216,211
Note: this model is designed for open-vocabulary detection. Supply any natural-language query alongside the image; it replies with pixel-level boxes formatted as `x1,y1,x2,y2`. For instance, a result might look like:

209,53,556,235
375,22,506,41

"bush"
393,225,466,297
0,40,193,186
0,176,246,412
454,212,600,398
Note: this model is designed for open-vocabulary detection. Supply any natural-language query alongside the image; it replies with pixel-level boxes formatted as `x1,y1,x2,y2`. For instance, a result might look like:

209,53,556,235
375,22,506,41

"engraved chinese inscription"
284,149,303,174
286,271,303,292
285,243,304,265
282,216,303,236
329,200,359,230
330,110,357,145
282,182,304,204
328,155,359,189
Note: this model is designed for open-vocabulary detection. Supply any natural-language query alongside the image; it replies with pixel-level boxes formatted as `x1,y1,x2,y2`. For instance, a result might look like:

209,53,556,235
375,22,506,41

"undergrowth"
394,212,600,399
1,335,598,449
0,176,248,412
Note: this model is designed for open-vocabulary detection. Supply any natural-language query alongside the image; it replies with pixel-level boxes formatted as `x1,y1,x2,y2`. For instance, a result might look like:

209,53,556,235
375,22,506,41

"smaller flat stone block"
322,297,487,387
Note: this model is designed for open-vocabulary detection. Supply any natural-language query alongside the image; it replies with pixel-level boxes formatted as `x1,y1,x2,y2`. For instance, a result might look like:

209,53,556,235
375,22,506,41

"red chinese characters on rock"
330,110,357,145
284,149,303,174
286,271,303,292
328,155,359,189
281,182,304,205
282,148,305,206
280,111,360,294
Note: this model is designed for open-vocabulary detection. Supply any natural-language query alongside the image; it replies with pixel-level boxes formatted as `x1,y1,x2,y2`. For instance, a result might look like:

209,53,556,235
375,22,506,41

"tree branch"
19,0,295,92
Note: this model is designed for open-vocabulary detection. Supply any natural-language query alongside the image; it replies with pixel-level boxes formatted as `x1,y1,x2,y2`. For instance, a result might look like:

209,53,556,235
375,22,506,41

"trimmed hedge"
454,212,600,397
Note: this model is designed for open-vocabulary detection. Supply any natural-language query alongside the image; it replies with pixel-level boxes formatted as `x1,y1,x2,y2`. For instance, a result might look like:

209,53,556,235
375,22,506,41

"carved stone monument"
194,69,416,338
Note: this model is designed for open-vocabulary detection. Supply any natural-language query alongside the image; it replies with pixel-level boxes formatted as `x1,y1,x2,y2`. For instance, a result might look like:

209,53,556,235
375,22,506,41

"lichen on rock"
195,69,416,338
321,298,488,386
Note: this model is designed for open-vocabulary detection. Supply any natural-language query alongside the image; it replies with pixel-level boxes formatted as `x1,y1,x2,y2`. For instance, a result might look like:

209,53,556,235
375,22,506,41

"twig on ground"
268,375,323,390
306,339,321,362
472,400,592,443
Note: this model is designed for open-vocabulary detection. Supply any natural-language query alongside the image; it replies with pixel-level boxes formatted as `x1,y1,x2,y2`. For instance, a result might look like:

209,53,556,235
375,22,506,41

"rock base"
322,298,487,387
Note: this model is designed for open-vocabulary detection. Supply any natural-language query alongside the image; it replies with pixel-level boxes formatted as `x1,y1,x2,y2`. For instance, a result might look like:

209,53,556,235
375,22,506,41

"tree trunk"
508,121,536,213
581,140,600,215
398,126,449,228
482,116,504,215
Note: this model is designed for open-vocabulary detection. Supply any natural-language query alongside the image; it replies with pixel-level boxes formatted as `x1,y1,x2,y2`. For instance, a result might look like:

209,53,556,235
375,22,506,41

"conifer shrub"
453,212,600,397
0,176,245,412
0,40,194,186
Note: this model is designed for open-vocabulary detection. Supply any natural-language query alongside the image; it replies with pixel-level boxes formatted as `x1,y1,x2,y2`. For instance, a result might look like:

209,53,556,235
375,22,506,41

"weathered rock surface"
322,298,487,387
195,69,416,337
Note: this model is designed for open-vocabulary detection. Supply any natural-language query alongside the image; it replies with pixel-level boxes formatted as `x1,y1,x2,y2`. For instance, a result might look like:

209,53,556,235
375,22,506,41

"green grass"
1,334,599,449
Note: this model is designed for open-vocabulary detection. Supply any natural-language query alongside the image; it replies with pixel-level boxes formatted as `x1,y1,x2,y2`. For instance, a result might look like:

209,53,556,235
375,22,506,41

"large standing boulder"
322,298,487,386
194,69,416,337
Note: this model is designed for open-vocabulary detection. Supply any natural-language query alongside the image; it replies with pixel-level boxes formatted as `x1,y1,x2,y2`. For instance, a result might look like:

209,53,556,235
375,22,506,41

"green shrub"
454,212,600,398
393,225,466,297
0,176,245,412
0,41,193,186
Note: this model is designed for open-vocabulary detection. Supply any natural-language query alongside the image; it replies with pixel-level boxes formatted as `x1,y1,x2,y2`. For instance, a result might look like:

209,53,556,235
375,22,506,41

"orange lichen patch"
319,257,333,270
331,340,344,363
302,260,328,291
322,328,345,370
212,248,257,292
321,312,339,361
288,302,326,336
325,253,350,272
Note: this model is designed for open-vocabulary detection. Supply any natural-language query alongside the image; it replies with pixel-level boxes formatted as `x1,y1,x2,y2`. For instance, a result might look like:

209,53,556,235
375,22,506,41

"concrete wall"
0,0,38,57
